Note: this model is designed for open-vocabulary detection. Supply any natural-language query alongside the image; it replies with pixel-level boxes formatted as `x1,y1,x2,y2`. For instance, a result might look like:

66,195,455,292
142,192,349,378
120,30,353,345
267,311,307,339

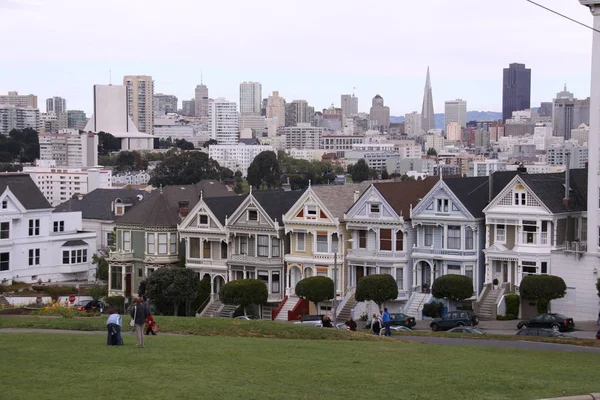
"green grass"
0,333,598,400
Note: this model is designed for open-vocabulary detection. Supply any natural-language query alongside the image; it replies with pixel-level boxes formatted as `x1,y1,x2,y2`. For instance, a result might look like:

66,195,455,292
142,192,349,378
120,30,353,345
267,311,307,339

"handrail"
288,298,308,321
335,287,356,318
271,295,288,320
195,296,211,316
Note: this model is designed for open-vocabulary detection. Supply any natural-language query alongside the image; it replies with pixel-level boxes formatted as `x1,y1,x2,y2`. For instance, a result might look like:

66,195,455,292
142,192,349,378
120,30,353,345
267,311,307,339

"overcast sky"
0,0,595,116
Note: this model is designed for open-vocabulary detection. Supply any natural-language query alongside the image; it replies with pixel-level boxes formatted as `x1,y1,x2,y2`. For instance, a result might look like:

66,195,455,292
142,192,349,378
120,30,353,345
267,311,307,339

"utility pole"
333,251,337,322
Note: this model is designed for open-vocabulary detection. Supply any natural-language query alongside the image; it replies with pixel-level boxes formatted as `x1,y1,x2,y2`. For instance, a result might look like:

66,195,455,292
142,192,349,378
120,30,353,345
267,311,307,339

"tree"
202,139,218,148
351,159,370,183
381,168,390,180
92,254,109,281
295,276,334,311
355,274,398,310
519,274,567,314
175,138,195,150
233,180,244,194
431,275,473,303
87,284,108,301
247,150,281,190
146,267,199,316
427,148,438,156
191,275,212,315
220,167,234,182
219,279,268,316
115,151,136,172
97,132,121,155
148,151,222,187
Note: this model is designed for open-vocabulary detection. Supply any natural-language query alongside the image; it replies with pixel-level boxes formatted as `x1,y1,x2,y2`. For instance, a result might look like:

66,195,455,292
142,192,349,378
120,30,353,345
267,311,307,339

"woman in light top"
106,308,123,346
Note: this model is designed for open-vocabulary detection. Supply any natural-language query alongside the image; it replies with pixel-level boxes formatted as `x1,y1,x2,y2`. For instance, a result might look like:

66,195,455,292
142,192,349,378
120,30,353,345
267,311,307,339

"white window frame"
316,233,329,253
248,209,258,222
123,231,131,251
28,219,40,236
198,214,209,226
257,235,269,257
447,226,461,250
496,224,506,243
1,200,7,209
28,248,40,266
0,222,9,240
272,237,280,257
296,232,305,252
396,268,404,291
306,205,317,219
424,226,433,246
436,198,449,213
369,203,380,214
465,227,474,250
240,236,248,254
147,233,155,254
158,233,168,254
170,233,177,254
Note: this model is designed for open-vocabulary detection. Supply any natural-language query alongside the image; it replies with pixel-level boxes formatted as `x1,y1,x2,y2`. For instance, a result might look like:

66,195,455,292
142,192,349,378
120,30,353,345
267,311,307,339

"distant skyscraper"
405,111,422,136
552,85,590,139
445,122,462,142
444,99,467,128
182,99,196,116
266,91,286,128
421,67,435,132
0,91,38,108
239,82,262,115
123,75,154,134
210,98,239,145
46,96,66,114
502,63,531,122
195,83,209,118
67,110,88,131
285,100,311,127
369,95,390,132
153,93,178,116
341,94,358,117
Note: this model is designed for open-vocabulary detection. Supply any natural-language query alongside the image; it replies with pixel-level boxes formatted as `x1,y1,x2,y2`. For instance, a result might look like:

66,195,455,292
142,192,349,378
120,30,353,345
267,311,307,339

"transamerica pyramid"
421,66,435,132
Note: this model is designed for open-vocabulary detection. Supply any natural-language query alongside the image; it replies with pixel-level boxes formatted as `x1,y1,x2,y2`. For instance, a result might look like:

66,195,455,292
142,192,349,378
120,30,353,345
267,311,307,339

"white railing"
335,287,356,318
412,247,477,257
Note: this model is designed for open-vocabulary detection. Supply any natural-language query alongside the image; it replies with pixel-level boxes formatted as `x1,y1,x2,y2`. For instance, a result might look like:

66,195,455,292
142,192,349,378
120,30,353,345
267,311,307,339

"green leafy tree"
381,168,390,180
295,276,334,311
427,148,438,156
351,159,370,183
355,274,398,310
233,180,244,194
147,267,199,316
519,275,567,314
92,254,109,281
148,151,222,187
431,275,473,303
247,150,281,190
0,163,22,172
97,132,121,155
191,275,212,315
87,284,108,301
220,167,234,182
202,139,218,148
219,279,268,315
175,138,195,150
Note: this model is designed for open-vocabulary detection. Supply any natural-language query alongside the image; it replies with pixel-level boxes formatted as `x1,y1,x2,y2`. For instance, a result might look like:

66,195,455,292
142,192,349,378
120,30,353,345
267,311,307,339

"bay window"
147,234,155,254
170,234,177,254
447,226,461,249
158,234,168,254
257,235,269,257
123,231,131,251
189,238,200,258
465,227,474,250
296,232,305,252
316,233,328,253
424,226,433,246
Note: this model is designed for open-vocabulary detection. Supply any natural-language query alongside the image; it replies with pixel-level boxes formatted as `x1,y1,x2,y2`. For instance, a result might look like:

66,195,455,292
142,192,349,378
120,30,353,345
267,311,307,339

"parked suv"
430,311,479,331
516,313,575,332
293,315,325,326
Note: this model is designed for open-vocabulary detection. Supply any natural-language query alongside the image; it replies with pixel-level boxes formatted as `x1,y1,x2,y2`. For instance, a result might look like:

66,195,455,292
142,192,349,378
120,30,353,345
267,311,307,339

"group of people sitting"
319,315,358,331
106,297,158,346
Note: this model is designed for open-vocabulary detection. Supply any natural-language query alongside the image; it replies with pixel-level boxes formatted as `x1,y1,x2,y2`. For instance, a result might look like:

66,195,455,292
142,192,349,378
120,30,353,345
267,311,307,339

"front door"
355,266,364,284
289,267,301,295
125,273,132,297
493,262,507,284
421,263,431,290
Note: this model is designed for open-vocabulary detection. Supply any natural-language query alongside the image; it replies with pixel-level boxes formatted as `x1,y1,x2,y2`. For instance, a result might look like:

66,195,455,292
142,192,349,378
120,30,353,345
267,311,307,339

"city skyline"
0,0,594,116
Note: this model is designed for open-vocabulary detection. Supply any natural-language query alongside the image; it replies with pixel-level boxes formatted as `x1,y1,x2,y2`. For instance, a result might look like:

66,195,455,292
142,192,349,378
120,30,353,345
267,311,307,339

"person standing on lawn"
106,308,123,345
130,298,149,347
382,308,391,337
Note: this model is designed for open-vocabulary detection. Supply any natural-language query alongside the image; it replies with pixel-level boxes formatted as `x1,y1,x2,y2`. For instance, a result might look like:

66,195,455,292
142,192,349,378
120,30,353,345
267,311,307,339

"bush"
422,302,444,318
432,275,473,302
191,275,211,315
505,294,520,317
295,276,334,310
106,296,125,313
496,314,517,320
0,284,6,293
520,275,566,314
220,279,268,315
87,285,107,301
355,274,399,308
44,286,76,301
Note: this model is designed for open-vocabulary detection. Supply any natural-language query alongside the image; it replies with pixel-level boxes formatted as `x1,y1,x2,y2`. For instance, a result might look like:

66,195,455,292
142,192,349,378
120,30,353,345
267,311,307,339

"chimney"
178,200,190,217
563,154,570,208
488,172,494,202
353,190,360,202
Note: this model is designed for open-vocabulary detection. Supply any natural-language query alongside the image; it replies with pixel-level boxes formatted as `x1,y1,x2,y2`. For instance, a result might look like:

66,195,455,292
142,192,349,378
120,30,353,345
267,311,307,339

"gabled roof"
372,177,440,219
0,174,51,210
312,182,371,219
251,190,305,222
54,189,145,220
444,171,518,218
519,169,587,213
203,195,246,225
162,180,235,207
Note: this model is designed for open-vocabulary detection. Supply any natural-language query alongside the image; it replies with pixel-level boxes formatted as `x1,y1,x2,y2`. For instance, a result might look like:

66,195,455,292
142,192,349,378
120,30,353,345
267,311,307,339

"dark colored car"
365,313,416,329
76,300,106,313
516,313,575,332
516,328,574,338
430,311,479,331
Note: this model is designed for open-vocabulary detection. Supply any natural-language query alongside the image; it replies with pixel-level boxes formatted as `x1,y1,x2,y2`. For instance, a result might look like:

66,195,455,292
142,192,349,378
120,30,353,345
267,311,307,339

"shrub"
147,267,199,316
219,279,268,315
0,284,6,293
505,294,520,317
191,275,211,315
44,286,76,301
87,284,107,301
422,302,444,318
106,296,125,313
596,278,600,299
295,276,334,311
520,275,566,314
432,275,473,302
355,274,399,309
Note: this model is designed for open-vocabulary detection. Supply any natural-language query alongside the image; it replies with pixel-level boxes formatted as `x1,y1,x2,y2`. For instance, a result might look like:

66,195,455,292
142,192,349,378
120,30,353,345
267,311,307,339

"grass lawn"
1,333,598,400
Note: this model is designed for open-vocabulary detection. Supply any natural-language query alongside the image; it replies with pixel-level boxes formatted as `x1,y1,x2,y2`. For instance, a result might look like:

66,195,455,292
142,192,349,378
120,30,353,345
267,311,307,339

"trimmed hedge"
432,275,473,301
220,279,268,315
520,275,566,314
295,276,334,309
505,294,520,317
422,302,444,318
355,274,398,308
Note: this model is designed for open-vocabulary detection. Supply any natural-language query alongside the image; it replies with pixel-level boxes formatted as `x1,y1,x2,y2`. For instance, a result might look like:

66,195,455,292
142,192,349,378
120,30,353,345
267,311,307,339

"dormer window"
514,192,526,206
436,199,449,213
306,205,317,219
115,205,125,216
198,214,209,226
1,200,7,209
370,204,380,214
248,210,258,221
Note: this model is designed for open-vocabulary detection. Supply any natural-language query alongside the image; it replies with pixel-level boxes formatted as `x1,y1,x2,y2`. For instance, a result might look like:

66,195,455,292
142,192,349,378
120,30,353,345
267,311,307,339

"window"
28,249,40,266
138,268,143,278
436,199,449,212
111,266,123,290
496,224,506,242
190,238,200,258
447,226,461,249
203,241,211,258
199,214,209,225
115,205,124,216
316,233,328,253
240,236,248,254
0,222,8,239
147,234,155,254
83,249,87,262
257,235,269,257
1,200,6,209
28,219,40,236
123,231,131,251
541,262,548,274
221,242,228,259
447,265,461,275
379,229,392,251
306,205,317,218
158,234,167,254
358,230,367,249
272,271,280,293
465,227,474,250
522,261,537,275
71,251,76,264
0,252,9,271
53,221,65,232
396,268,404,290
316,267,328,277
370,204,380,213
258,270,269,285
395,231,404,251
248,210,258,221
514,192,526,206
331,234,339,253
424,226,433,246
296,233,305,252
62,250,69,264
272,238,280,257
170,234,177,254
465,265,473,281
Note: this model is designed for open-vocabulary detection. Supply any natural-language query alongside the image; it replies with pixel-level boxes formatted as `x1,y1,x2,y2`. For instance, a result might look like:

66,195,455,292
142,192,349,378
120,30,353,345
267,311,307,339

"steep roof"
519,169,587,213
444,171,518,218
372,177,440,219
252,190,305,222
54,189,145,220
312,182,372,219
0,174,52,210
203,195,246,225
162,180,235,207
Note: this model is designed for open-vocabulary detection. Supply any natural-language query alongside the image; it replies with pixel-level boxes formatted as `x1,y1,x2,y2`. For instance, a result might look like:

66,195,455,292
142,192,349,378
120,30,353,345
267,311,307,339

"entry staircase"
336,289,357,322
405,292,430,319
0,295,10,309
218,304,237,318
200,299,223,317
274,295,300,321
476,287,503,320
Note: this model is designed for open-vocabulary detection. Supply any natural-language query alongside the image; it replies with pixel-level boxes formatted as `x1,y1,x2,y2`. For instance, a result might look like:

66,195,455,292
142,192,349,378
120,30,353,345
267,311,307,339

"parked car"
379,326,412,335
447,327,486,335
75,300,106,313
516,328,574,338
365,313,416,329
234,315,259,321
516,313,575,332
293,315,325,326
430,311,479,331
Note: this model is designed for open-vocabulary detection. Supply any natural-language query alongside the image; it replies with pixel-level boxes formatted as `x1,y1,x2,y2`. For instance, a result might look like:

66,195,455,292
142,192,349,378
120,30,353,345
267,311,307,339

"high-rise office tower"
405,111,422,136
502,63,531,122
195,83,209,118
239,81,262,115
46,96,67,114
552,85,590,139
123,75,154,134
153,93,178,116
266,91,286,128
182,99,196,116
285,100,311,127
210,98,239,145
369,95,390,132
341,94,358,117
421,67,435,132
67,110,88,131
444,99,467,128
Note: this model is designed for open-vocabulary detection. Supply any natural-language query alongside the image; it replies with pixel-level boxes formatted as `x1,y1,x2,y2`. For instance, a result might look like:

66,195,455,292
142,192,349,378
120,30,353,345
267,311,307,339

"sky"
0,0,595,117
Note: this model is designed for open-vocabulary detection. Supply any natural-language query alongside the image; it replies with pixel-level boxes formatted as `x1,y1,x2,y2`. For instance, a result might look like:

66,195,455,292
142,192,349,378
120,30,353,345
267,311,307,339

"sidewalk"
413,319,599,332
